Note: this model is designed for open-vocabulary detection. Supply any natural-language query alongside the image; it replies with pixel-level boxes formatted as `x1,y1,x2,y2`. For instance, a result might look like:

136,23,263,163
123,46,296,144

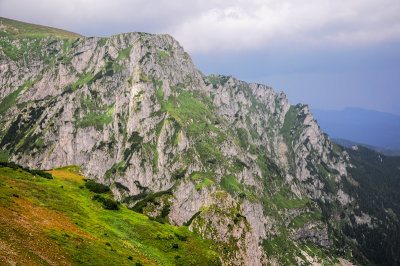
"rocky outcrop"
190,192,263,265
293,222,332,247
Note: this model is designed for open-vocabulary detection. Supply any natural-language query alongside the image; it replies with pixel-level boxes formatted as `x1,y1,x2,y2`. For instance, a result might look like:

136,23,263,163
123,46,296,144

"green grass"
262,232,300,265
157,50,169,59
54,165,83,174
162,90,212,129
0,165,221,265
272,186,310,209
0,80,33,115
220,175,241,195
190,172,215,191
104,161,126,180
0,17,82,39
0,150,9,161
117,46,133,61
220,175,255,200
289,209,322,228
77,105,114,130
195,178,214,191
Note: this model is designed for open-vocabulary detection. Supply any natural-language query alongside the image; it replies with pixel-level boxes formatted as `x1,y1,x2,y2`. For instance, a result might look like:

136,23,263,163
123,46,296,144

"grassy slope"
0,165,220,265
0,17,82,39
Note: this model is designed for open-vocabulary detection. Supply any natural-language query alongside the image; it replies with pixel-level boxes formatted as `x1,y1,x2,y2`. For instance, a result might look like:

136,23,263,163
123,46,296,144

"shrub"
29,169,53,179
0,162,53,179
183,211,201,226
122,193,148,204
85,179,110,193
92,194,119,210
172,167,187,180
174,233,188,241
0,161,20,170
130,189,172,213
102,198,119,210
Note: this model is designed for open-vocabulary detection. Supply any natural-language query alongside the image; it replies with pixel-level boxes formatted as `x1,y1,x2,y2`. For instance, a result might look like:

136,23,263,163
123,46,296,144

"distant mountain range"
312,107,400,152
332,138,400,156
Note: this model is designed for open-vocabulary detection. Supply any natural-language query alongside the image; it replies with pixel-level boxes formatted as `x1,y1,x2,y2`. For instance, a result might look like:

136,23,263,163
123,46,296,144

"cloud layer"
174,0,400,53
1,0,400,53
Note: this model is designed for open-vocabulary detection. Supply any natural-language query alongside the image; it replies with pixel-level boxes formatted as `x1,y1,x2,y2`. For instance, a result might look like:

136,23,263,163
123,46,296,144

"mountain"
333,138,400,156
1,17,400,265
312,107,400,151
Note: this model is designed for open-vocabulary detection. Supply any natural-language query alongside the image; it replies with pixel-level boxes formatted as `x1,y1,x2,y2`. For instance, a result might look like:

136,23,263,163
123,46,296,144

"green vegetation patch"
206,75,230,89
76,105,114,130
104,161,127,180
262,233,301,265
190,172,215,191
272,186,310,209
0,80,33,115
220,175,241,195
54,165,83,175
84,179,110,194
0,161,52,179
0,150,9,161
289,209,322,229
0,165,221,265
92,194,119,210
220,175,255,200
280,106,298,150
131,189,173,214
157,50,169,59
116,45,132,61
124,131,143,161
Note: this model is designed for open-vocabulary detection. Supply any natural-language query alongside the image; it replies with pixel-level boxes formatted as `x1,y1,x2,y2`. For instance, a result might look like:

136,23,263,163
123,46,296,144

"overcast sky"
1,0,400,114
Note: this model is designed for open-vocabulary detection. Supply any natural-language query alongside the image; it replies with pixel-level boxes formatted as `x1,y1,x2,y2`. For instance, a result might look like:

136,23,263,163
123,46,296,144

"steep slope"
1,18,400,265
0,162,221,265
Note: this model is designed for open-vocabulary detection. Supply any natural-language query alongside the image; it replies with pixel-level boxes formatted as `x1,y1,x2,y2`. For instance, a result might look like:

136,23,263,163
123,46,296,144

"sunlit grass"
0,165,221,265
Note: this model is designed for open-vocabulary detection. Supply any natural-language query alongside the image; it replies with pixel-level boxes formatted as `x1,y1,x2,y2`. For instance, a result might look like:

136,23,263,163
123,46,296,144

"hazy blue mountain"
312,107,400,150
332,138,400,156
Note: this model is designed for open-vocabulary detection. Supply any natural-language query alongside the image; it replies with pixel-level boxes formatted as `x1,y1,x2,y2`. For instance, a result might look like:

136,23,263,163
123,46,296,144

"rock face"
293,222,332,247
189,192,262,265
1,18,400,265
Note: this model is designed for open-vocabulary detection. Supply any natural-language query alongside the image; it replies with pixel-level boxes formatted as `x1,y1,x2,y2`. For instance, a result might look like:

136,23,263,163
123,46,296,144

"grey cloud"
1,0,400,52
